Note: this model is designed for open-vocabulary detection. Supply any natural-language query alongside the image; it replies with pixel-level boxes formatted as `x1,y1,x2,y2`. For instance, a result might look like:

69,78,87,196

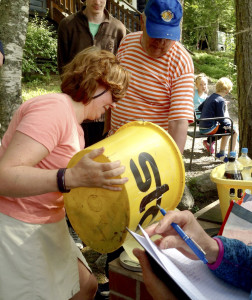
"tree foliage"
183,0,236,49
22,15,58,79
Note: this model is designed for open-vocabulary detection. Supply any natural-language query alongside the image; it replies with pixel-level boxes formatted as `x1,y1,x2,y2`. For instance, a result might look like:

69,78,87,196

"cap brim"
146,19,180,41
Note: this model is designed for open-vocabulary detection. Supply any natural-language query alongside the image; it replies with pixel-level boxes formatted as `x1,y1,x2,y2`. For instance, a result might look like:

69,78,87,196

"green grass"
22,75,61,102
21,51,237,100
192,51,237,97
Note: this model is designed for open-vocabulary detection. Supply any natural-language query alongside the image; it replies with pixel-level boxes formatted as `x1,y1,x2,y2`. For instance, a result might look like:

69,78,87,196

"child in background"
198,77,238,160
193,73,208,111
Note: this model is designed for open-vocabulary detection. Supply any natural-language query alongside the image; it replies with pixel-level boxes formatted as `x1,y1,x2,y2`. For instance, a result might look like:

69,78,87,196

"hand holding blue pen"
157,205,208,264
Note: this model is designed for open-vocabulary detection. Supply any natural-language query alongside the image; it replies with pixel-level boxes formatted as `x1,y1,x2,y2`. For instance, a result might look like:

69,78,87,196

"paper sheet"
128,226,250,300
123,235,142,262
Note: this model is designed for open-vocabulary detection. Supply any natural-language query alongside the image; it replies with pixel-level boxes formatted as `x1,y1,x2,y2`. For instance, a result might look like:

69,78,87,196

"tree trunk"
209,21,219,51
235,0,252,157
0,0,29,138
180,0,184,42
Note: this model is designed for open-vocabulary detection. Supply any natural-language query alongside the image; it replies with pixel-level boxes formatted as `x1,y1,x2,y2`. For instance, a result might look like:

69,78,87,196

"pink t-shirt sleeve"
16,95,70,153
0,94,83,224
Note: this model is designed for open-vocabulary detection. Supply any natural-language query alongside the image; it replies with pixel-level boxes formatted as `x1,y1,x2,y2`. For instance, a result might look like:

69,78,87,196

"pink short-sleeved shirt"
0,93,84,224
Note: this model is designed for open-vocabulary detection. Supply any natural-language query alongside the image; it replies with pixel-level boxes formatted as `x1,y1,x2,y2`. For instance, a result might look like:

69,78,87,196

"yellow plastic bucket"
211,164,252,220
64,121,185,253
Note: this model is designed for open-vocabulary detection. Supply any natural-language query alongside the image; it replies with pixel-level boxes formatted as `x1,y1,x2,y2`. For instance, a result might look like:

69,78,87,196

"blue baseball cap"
144,0,183,41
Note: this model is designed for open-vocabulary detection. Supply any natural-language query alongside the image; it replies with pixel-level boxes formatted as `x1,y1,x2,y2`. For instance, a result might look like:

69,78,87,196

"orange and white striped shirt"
110,32,194,134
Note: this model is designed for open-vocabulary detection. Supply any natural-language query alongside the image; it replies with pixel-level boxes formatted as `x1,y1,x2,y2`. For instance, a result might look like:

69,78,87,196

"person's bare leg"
230,131,238,152
219,136,229,152
71,259,98,300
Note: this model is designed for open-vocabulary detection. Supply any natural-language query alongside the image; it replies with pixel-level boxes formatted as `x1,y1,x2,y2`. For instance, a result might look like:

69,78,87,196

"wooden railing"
107,0,141,32
47,0,83,23
47,0,141,32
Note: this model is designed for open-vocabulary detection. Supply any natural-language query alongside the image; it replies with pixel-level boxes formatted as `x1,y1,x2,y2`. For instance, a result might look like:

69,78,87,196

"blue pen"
157,205,208,264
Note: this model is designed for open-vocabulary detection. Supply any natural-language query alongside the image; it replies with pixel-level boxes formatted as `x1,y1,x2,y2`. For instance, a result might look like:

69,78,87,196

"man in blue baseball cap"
141,0,183,58
106,0,194,291
110,0,194,154
145,0,183,40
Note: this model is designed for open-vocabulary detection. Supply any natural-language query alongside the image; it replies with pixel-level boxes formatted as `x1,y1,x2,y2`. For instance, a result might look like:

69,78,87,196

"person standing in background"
57,0,126,147
109,0,194,154
0,40,5,66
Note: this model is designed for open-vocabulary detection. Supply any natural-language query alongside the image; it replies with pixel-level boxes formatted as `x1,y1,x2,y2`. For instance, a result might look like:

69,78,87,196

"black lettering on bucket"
130,152,169,231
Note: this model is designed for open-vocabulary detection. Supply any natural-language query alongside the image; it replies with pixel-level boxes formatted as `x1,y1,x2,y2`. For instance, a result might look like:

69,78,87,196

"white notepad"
128,225,250,300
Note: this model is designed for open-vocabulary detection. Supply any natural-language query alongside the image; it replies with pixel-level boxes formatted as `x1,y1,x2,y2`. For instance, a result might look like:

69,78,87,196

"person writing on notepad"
133,210,252,299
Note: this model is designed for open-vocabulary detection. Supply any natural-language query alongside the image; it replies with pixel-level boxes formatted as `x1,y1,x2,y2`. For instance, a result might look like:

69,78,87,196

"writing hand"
144,210,219,263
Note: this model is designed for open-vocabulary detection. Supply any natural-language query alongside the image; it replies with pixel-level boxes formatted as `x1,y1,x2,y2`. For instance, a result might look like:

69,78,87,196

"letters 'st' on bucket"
64,121,185,253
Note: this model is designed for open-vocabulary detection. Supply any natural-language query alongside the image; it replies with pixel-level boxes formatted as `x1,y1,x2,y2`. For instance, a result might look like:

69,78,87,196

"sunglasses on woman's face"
92,88,109,99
